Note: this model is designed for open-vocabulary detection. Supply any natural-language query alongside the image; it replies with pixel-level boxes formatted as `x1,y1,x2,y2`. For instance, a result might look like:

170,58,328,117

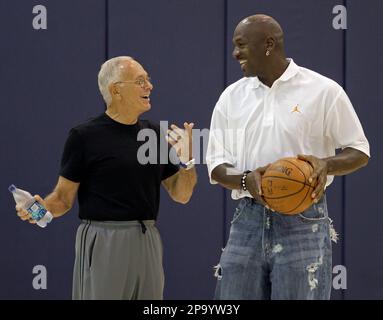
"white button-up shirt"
206,59,370,200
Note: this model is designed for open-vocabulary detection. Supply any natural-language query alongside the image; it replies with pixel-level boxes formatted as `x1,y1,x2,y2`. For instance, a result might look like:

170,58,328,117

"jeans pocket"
298,203,328,222
231,202,247,224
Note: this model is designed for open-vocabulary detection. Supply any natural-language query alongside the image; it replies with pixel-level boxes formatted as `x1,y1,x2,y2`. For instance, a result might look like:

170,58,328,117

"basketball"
261,157,317,215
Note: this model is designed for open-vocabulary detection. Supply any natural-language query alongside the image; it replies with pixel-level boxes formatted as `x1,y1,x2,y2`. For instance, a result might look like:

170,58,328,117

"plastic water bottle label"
27,201,47,221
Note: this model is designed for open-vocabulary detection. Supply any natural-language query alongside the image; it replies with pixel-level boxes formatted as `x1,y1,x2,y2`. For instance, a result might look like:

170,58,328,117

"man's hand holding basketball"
297,154,328,203
246,165,270,207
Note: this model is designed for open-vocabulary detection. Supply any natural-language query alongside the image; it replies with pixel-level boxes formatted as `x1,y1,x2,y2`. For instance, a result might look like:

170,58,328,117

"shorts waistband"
81,220,155,229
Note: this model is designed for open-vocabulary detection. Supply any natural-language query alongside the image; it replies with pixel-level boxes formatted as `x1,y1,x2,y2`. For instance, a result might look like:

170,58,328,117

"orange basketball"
261,157,317,215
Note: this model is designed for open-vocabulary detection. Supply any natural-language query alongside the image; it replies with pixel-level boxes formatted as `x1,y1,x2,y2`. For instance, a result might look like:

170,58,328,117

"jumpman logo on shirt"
291,105,301,113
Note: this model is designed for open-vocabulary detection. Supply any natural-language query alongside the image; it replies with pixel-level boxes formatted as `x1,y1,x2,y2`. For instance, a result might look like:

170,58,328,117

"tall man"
16,56,197,299
206,15,370,299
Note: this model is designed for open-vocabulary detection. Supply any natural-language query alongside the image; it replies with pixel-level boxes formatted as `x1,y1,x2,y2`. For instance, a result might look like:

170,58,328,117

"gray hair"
98,56,133,106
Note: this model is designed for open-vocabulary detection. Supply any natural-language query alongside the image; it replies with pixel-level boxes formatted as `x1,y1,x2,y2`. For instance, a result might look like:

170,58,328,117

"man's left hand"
297,154,328,203
167,122,194,163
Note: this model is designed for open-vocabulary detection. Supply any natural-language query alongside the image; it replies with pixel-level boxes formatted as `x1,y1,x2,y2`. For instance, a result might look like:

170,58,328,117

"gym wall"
0,0,381,299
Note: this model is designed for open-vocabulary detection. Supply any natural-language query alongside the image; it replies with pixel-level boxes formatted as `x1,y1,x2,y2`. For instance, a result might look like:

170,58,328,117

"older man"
16,56,197,299
206,15,370,299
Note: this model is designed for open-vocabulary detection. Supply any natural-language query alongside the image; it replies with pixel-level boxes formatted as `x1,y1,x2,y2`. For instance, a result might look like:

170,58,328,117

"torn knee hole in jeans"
310,218,339,243
213,264,222,280
328,218,339,243
272,244,283,254
306,256,323,290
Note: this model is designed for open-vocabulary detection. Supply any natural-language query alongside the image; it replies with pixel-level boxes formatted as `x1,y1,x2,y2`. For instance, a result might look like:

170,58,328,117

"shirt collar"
249,58,299,89
250,77,261,89
278,58,299,82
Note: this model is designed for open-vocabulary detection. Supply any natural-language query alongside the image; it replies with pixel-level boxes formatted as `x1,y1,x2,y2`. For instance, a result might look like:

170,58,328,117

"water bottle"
9,184,53,228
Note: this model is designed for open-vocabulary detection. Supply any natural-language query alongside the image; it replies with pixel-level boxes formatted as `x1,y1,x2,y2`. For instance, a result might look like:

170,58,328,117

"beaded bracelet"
241,170,251,191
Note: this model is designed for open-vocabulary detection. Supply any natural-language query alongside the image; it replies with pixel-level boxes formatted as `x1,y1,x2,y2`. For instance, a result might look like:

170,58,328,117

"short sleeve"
324,88,370,157
59,129,86,182
206,94,235,184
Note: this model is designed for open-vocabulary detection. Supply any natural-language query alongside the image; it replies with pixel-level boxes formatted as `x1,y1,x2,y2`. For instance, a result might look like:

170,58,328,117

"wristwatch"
180,158,196,170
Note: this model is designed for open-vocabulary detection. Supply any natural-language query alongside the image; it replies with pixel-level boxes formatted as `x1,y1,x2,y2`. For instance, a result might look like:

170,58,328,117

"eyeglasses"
114,77,152,88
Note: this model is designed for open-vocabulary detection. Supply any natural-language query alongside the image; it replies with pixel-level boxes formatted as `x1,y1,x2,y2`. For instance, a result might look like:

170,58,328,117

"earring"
266,50,270,56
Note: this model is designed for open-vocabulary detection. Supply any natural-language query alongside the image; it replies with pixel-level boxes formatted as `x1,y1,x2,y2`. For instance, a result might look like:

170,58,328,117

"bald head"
236,14,284,51
232,14,287,78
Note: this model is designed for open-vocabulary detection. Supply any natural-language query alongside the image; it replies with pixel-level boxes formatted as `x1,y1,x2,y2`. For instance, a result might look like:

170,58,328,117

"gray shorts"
72,220,164,300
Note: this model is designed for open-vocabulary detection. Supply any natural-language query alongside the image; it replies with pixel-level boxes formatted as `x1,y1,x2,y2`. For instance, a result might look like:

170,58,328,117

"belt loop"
138,220,147,234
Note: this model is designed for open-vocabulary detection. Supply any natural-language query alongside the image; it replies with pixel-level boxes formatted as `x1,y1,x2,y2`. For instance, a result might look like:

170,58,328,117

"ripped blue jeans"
214,196,333,300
